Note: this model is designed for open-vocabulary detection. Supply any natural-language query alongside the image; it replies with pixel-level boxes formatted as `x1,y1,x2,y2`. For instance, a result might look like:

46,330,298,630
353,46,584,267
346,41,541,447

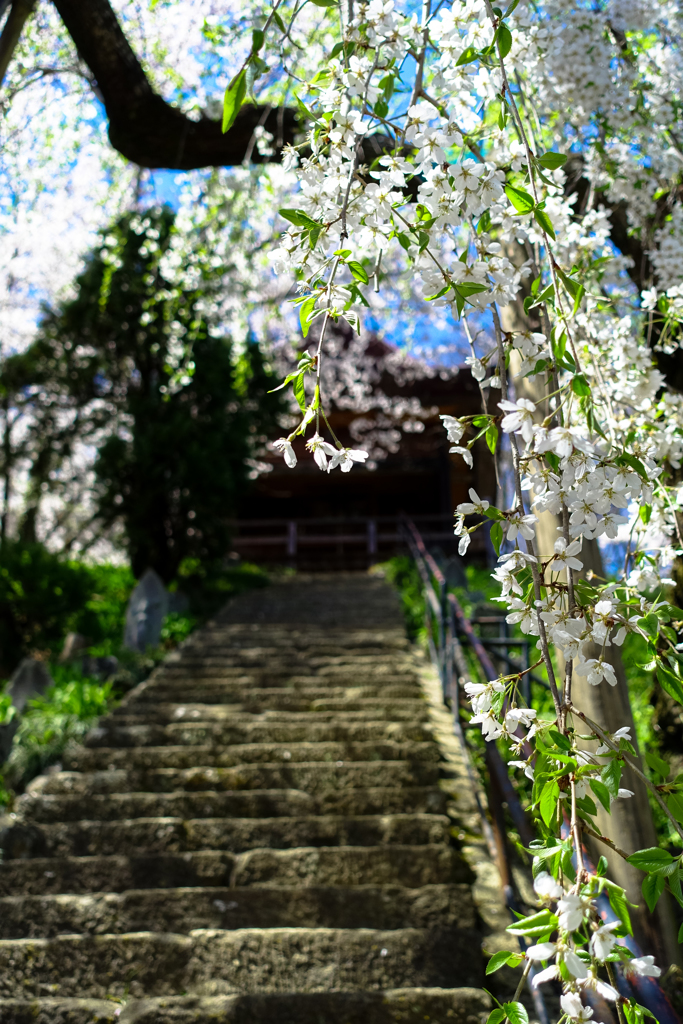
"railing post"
286,521,297,557
367,518,377,556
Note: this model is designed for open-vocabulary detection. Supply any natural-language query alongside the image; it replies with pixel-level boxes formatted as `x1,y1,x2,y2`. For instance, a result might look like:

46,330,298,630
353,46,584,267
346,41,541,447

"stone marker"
123,569,169,652
59,633,89,663
0,659,54,762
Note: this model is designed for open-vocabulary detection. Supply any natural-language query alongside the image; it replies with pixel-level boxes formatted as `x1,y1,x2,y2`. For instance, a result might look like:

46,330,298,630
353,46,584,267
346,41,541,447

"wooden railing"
228,514,467,560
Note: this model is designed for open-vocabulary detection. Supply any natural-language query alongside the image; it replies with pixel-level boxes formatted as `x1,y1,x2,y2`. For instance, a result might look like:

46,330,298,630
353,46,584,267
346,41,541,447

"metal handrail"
402,515,680,1024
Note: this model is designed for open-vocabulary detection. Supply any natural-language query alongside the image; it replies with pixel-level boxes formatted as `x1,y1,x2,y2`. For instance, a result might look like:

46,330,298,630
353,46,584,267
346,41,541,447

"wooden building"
233,337,495,568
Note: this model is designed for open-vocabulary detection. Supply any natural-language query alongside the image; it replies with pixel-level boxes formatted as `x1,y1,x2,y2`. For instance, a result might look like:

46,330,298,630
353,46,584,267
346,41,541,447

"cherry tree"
250,0,683,1006
3,0,683,1008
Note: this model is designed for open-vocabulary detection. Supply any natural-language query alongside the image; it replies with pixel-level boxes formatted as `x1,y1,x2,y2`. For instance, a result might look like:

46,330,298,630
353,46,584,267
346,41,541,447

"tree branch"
50,0,298,169
0,0,36,86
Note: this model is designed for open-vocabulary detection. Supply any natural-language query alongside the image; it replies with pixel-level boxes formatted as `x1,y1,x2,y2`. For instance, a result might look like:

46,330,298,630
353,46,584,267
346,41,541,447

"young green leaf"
571,374,591,397
309,0,338,6
299,295,317,338
348,260,369,284
590,779,611,813
252,28,265,51
490,521,503,556
456,46,479,66
222,67,247,133
645,751,669,779
505,185,535,215
642,872,666,913
279,208,322,230
503,1002,529,1024
486,423,499,454
534,208,556,239
601,758,622,799
496,23,513,58
540,779,560,827
507,908,558,936
537,152,567,170
293,371,306,412
486,950,516,974
627,847,675,872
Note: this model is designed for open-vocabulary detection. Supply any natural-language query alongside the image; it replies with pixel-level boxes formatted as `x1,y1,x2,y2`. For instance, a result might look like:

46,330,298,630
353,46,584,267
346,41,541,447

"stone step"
156,667,419,684
33,762,440,796
2,813,451,857
66,740,440,772
0,987,488,1024
0,926,483,999
82,720,434,749
105,703,430,725
0,882,475,937
18,786,448,823
128,686,420,706
0,845,472,896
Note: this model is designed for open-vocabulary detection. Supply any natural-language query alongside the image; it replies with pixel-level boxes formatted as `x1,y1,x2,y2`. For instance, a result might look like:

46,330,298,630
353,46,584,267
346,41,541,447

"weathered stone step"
0,845,472,896
106,703,430,725
66,740,440,772
5,813,451,857
19,785,447,823
0,926,482,999
164,651,414,664
0,986,488,1024
34,762,440,796
82,720,434,749
0,882,475,937
156,667,419,684
2,989,488,1024
129,685,420,706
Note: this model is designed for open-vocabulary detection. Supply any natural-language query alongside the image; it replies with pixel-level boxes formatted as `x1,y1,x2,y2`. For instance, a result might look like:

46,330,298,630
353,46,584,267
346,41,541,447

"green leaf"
507,908,558,936
252,28,265,51
596,856,609,876
572,283,586,317
645,751,670,779
590,779,612,813
657,664,683,704
627,847,675,873
639,504,652,525
348,260,369,284
222,67,247,133
571,374,591,397
490,521,503,556
666,792,683,824
279,208,322,230
456,46,479,66
642,872,666,913
293,371,306,412
268,371,299,394
309,0,338,6
456,282,489,297
540,780,560,827
299,295,317,338
486,1011,506,1024
503,1002,529,1024
496,23,512,58
273,11,286,32
548,729,572,751
607,885,633,935
639,612,659,638
601,759,622,799
537,152,567,170
534,207,556,239
486,950,516,975
486,423,499,454
505,185,535,215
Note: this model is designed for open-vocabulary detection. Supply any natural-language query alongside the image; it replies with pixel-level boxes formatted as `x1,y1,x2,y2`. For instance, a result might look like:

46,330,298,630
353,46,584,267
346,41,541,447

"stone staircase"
0,574,490,1023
